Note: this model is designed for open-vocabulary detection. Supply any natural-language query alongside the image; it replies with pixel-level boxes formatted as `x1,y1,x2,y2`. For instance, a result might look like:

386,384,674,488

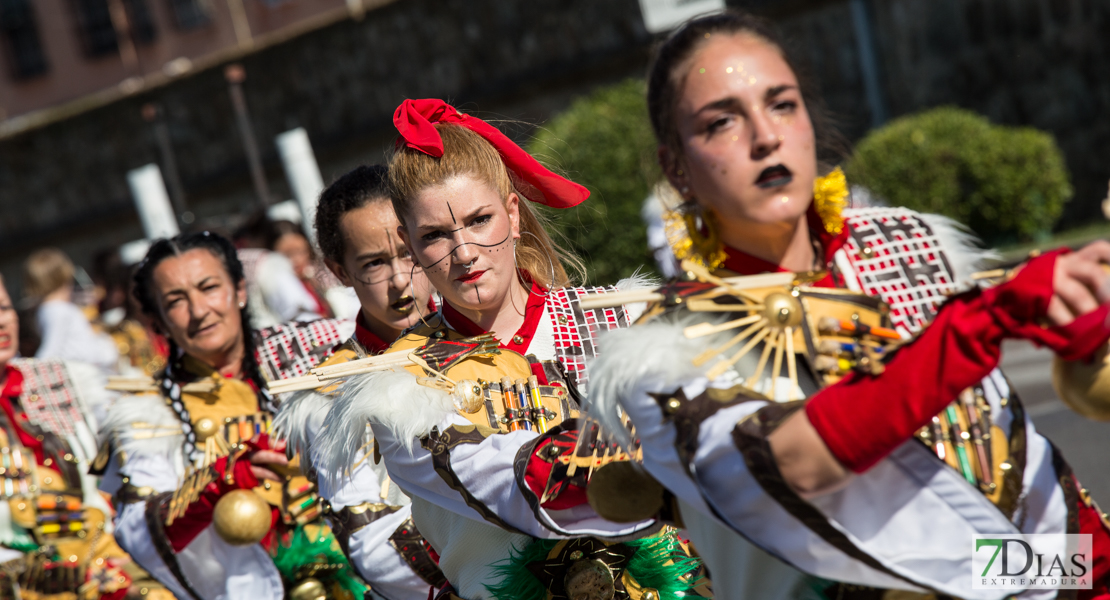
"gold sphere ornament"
288,578,327,600
212,489,272,546
587,461,665,523
451,379,485,414
640,589,661,600
762,292,804,329
193,418,219,442
1052,345,1110,421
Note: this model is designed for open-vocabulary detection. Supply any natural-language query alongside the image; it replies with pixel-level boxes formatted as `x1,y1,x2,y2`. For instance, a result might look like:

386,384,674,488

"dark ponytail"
132,231,274,462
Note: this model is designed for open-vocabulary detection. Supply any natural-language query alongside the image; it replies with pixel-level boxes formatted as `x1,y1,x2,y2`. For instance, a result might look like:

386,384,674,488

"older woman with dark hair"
98,231,366,600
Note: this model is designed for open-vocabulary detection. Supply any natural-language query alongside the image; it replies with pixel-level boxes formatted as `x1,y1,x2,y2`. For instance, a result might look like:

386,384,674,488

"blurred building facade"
0,0,372,121
0,0,1107,293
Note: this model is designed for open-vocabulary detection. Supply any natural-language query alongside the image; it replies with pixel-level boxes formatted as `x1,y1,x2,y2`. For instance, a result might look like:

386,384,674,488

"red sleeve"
165,455,261,552
806,250,1110,473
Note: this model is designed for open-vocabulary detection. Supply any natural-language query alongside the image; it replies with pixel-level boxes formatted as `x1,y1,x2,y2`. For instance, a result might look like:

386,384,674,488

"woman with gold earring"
581,9,1110,600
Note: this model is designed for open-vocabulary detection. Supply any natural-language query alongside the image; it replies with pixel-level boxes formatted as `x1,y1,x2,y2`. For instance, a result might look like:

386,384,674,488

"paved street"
999,340,1110,505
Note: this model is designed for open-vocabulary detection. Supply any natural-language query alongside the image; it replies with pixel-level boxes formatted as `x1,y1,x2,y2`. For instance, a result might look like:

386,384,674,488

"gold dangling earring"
680,204,727,270
660,179,726,271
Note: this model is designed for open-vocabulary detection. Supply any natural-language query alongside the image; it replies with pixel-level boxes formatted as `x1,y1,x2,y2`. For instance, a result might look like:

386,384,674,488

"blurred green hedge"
528,78,659,285
845,106,1072,245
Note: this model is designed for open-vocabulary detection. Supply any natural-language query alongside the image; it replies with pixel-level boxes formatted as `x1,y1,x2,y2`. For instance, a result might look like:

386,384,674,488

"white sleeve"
371,413,655,540
314,445,438,598
346,505,434,600
110,453,195,600
620,376,1025,600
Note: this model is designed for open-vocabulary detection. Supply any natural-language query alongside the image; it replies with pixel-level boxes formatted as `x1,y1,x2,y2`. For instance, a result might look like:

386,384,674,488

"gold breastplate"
389,317,574,434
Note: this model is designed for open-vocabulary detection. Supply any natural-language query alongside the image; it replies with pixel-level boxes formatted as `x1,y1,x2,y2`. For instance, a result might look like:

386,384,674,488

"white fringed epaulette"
916,212,999,286
586,313,720,450
272,388,333,459
313,369,455,487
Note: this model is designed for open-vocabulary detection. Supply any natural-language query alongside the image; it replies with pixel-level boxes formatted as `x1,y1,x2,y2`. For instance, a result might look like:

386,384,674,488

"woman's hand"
247,436,289,483
1048,241,1110,326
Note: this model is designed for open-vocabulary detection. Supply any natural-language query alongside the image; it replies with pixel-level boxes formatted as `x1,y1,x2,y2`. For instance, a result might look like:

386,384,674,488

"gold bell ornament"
288,577,327,600
212,489,272,546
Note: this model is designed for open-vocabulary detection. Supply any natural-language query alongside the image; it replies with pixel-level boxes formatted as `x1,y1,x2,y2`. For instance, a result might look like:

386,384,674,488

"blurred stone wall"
2,0,1109,294
0,0,654,292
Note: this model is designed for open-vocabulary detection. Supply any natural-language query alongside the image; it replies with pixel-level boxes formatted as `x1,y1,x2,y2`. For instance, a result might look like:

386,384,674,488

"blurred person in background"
98,230,364,600
233,213,324,329
275,164,445,599
23,248,119,374
91,247,169,377
268,219,336,319
0,272,169,598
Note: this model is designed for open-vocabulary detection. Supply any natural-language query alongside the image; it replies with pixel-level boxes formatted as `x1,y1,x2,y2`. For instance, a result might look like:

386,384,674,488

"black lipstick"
755,164,793,189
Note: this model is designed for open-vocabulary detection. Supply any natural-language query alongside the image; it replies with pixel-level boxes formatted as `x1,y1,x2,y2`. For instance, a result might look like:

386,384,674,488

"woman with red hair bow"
313,100,706,600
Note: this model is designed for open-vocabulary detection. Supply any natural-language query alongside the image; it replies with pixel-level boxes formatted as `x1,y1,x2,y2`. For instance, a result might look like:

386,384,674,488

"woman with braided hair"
98,231,368,600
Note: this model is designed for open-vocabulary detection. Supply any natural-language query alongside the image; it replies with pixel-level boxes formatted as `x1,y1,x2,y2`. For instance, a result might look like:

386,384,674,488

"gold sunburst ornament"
813,167,849,235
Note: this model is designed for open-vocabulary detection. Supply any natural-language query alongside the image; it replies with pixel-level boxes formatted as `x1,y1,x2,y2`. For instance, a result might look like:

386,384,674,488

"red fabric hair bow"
393,98,589,209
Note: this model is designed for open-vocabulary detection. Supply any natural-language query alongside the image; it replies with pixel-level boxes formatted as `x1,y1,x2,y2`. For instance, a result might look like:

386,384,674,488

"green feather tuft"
270,525,369,599
485,538,558,600
624,532,703,596
484,532,702,600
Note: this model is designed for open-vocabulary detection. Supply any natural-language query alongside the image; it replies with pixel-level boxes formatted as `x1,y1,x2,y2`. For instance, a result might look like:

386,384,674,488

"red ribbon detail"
393,99,589,209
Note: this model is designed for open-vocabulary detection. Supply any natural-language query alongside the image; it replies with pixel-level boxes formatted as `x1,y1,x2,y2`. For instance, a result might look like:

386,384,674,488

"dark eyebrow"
353,250,390,263
693,85,798,117
459,204,490,223
414,202,494,233
162,275,215,301
764,84,796,101
694,96,744,117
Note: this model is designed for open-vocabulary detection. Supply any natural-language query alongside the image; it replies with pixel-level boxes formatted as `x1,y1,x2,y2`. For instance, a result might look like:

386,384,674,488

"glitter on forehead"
704,33,711,39
732,136,739,141
781,196,790,203
749,77,757,84
726,67,733,73
699,68,706,74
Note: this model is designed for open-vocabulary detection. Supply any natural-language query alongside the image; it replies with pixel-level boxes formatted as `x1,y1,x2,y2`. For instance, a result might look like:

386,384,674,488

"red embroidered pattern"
546,286,629,392
10,359,85,438
840,207,959,336
254,318,346,381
